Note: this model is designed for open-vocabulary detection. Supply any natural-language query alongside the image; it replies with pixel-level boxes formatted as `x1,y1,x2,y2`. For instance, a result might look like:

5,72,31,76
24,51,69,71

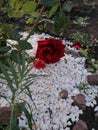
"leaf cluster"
39,0,74,35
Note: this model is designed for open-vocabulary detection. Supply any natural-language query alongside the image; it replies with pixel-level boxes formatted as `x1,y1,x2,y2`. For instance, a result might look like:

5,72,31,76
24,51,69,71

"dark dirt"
68,5,98,38
69,0,98,38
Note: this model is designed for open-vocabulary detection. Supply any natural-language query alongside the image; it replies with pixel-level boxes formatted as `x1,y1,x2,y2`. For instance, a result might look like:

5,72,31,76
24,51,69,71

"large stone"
59,89,68,99
0,106,22,125
73,120,88,130
73,94,86,110
87,74,98,85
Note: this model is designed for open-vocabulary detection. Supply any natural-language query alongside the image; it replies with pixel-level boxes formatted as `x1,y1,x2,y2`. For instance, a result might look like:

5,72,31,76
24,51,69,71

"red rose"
35,38,65,64
33,59,46,69
72,43,82,50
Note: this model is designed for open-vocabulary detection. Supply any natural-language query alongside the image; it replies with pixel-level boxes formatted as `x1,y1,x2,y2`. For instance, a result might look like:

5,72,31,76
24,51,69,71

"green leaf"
15,0,22,10
1,23,20,40
10,50,23,63
54,11,69,33
16,52,25,80
7,59,18,88
24,66,34,77
0,55,10,68
26,17,35,24
9,0,16,8
22,1,37,13
79,49,88,57
10,116,20,130
25,87,36,108
19,104,33,130
0,94,10,104
16,40,33,50
26,12,39,24
63,1,74,12
42,0,58,8
0,46,11,54
63,16,70,34
20,52,26,78
8,9,24,18
23,77,35,86
49,4,58,18
21,80,35,93
0,62,14,92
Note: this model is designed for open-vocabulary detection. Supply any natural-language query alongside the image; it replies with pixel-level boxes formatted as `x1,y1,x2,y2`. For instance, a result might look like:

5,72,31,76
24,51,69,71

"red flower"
35,38,65,64
33,59,46,69
72,43,82,50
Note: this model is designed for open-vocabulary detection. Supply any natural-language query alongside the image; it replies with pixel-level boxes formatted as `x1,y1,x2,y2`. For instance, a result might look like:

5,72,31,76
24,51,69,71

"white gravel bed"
0,32,98,130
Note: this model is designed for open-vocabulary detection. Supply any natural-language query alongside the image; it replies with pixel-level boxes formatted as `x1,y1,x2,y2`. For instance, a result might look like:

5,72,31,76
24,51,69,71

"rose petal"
33,59,46,69
72,43,82,50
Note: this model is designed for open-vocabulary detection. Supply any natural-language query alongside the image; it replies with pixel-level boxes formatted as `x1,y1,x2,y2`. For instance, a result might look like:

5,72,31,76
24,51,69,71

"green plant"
70,32,89,49
0,52,39,130
86,59,98,73
73,17,90,27
0,22,33,67
78,83,89,92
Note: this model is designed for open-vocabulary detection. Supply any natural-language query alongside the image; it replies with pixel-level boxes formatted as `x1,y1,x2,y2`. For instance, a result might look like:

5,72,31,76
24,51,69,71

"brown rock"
73,120,88,130
73,94,86,110
59,89,68,99
87,74,98,85
0,106,11,125
0,106,22,125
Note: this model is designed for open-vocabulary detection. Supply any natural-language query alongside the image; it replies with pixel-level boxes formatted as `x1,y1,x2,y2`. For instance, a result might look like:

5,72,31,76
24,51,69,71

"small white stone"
94,106,98,112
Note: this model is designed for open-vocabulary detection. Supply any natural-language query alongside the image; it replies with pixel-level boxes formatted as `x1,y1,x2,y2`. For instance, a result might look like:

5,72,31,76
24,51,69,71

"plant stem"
59,0,62,10
9,86,19,129
9,99,15,130
26,7,44,41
